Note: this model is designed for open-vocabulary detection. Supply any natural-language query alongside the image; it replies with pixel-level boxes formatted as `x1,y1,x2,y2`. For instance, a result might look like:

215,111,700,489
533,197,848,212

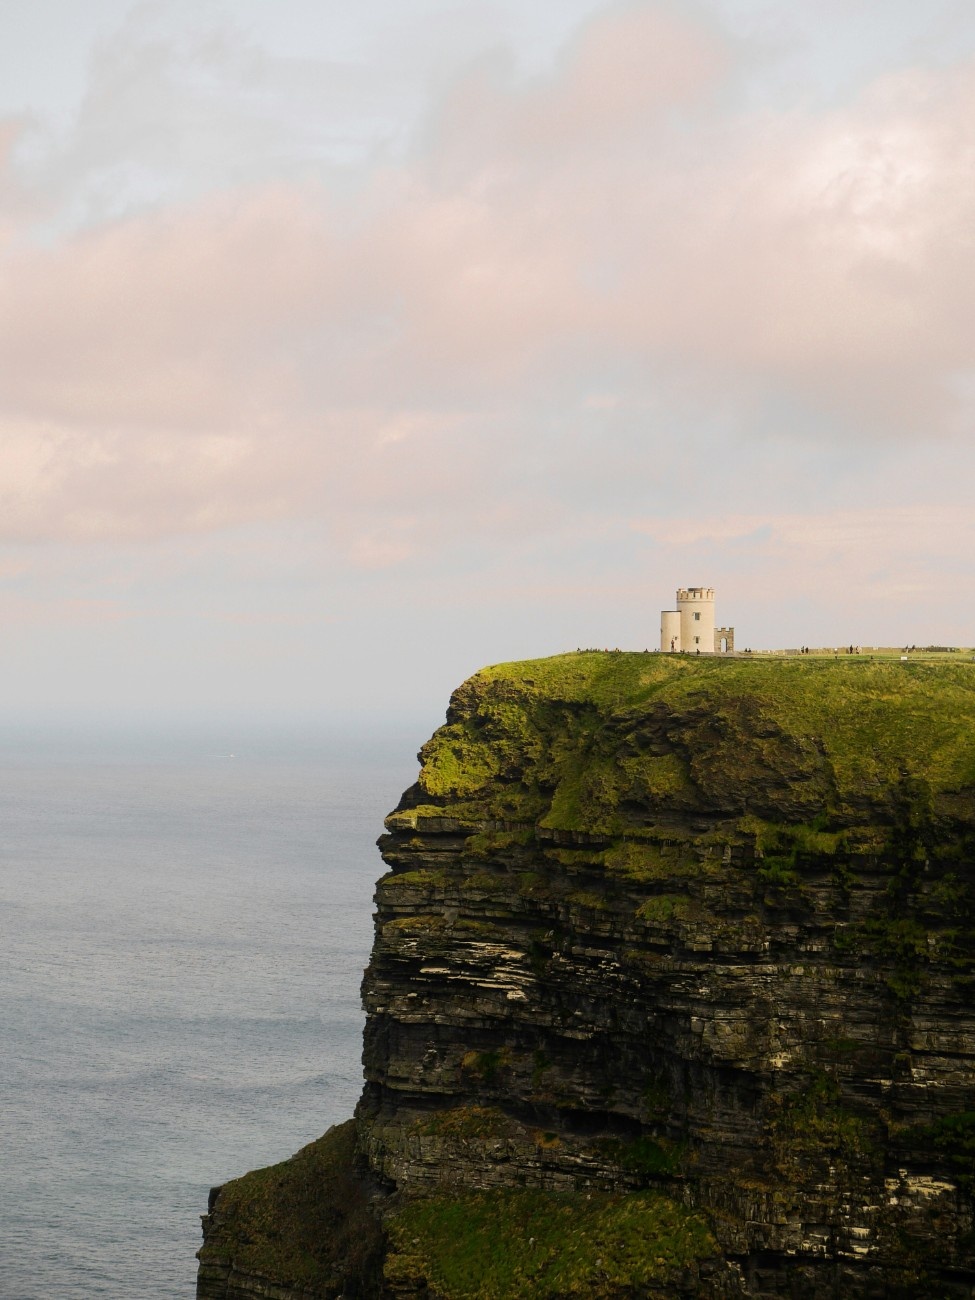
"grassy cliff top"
393,652,975,836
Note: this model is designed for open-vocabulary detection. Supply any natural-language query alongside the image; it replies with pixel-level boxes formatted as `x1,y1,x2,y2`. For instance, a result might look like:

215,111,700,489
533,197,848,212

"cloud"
633,503,975,563
423,4,728,172
633,502,975,644
0,2,973,551
17,2,413,225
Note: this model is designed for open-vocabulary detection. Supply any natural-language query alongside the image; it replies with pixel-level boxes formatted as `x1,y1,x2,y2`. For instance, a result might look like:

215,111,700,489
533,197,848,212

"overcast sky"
1,0,973,730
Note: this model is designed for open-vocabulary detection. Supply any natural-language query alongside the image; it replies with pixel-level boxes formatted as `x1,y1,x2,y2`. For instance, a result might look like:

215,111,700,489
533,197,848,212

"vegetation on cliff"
199,653,975,1300
196,1121,383,1299
402,652,975,831
385,1187,718,1298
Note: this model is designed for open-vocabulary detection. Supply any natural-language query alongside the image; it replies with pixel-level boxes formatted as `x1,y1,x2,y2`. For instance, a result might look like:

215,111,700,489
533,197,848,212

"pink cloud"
633,504,975,644
633,504,975,558
0,4,973,551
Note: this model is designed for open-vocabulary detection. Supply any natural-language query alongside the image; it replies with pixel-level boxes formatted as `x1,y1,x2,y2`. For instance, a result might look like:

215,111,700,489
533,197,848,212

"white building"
660,587,734,653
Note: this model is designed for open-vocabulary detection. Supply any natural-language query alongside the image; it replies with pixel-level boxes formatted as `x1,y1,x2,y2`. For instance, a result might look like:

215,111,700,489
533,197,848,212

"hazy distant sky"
1,1,973,729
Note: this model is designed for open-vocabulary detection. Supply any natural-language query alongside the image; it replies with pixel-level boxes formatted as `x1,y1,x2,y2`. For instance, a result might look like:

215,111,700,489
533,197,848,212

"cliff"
198,652,975,1298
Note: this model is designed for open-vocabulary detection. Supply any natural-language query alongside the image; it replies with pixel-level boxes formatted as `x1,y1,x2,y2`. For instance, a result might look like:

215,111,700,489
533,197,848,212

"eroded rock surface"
199,653,975,1298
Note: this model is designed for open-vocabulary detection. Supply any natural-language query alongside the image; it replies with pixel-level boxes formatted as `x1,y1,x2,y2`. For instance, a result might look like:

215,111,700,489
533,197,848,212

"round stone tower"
677,586,715,654
660,609,682,653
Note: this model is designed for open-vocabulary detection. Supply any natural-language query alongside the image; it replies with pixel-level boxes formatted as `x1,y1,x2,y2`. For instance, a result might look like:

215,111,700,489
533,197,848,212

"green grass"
408,653,975,832
196,1121,382,1293
636,894,694,924
911,1112,975,1189
385,1187,717,1298
383,913,449,933
410,1105,514,1140
461,1048,513,1083
768,1074,876,1182
602,1133,686,1177
601,840,681,880
380,868,450,889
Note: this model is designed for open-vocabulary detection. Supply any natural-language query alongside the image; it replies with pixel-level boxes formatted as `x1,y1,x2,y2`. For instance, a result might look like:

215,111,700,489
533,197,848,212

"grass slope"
385,1187,718,1298
197,1121,382,1296
406,653,975,832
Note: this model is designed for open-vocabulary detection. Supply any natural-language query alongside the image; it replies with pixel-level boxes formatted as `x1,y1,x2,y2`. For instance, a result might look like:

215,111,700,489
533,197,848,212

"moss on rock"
406,653,975,830
196,1121,383,1299
200,653,975,1299
385,1187,720,1299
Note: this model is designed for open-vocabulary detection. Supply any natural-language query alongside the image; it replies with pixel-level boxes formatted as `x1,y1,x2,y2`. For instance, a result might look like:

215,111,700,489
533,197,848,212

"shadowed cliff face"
199,654,975,1299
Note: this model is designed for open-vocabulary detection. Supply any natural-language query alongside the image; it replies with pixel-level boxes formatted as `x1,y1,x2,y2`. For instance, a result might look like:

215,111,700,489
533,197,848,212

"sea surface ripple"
0,721,417,1298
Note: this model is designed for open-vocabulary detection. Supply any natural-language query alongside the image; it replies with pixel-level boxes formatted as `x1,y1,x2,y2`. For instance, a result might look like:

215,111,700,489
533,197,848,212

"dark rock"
199,653,975,1298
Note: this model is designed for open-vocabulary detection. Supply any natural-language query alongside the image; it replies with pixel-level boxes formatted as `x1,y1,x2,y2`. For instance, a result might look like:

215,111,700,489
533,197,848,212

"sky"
1,0,973,731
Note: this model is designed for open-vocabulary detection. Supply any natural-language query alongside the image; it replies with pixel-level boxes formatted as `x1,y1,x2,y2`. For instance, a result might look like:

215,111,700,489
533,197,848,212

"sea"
0,718,424,1299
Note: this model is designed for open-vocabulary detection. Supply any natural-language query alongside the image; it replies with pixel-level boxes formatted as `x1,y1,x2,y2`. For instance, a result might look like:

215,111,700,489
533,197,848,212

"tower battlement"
660,586,733,653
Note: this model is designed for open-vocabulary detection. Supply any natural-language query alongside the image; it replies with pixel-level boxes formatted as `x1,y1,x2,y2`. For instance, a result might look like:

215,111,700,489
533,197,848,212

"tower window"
694,612,700,621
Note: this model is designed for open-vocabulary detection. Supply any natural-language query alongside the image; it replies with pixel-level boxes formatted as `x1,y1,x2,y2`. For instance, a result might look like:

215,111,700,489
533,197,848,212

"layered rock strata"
199,653,975,1298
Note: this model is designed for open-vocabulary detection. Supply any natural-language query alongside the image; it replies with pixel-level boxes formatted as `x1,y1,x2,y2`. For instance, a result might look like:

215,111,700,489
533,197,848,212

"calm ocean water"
0,720,421,1299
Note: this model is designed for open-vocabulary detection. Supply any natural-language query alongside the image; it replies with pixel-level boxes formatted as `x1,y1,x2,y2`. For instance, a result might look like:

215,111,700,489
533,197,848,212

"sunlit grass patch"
409,653,975,830
385,1187,717,1298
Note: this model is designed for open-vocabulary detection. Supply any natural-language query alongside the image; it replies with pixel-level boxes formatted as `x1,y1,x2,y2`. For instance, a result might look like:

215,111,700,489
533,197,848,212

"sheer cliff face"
200,654,975,1299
